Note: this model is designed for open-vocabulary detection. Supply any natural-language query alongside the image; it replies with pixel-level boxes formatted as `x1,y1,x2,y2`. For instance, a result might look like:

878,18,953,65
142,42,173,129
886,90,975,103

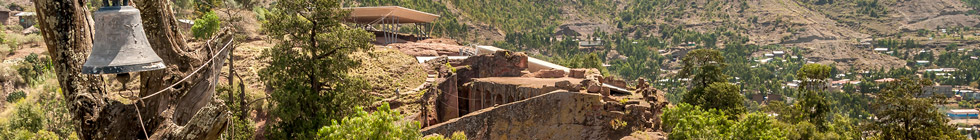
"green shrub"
0,102,69,140
0,80,76,139
216,82,259,140
445,62,456,73
21,34,41,47
0,63,19,84
9,102,46,133
422,131,467,140
191,11,221,40
0,25,6,44
316,102,422,140
662,103,786,140
253,7,269,22
0,44,8,59
16,53,51,85
6,91,25,102
224,118,256,140
1,25,19,51
173,0,194,10
6,24,22,33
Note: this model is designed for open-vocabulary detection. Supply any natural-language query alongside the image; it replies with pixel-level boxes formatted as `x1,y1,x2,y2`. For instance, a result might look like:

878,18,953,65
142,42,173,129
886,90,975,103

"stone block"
587,83,602,93
601,86,611,96
531,68,566,78
569,69,587,78
555,80,575,91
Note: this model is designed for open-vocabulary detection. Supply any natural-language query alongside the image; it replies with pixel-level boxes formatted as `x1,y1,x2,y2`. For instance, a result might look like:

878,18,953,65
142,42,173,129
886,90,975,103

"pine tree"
259,0,375,138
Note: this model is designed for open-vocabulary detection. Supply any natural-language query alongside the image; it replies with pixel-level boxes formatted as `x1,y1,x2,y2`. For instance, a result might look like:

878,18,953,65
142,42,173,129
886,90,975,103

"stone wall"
465,77,582,112
422,91,612,140
456,51,528,83
422,91,657,140
423,49,667,139
436,74,459,122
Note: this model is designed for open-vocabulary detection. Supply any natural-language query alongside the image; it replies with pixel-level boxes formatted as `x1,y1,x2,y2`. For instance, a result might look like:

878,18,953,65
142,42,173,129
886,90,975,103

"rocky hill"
353,0,980,70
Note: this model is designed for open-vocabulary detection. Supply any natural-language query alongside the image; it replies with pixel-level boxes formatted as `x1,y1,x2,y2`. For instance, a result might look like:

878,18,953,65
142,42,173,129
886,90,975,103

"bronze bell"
82,0,165,74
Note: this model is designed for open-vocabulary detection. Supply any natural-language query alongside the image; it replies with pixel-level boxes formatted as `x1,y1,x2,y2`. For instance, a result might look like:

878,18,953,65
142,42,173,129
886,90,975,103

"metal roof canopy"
344,6,440,24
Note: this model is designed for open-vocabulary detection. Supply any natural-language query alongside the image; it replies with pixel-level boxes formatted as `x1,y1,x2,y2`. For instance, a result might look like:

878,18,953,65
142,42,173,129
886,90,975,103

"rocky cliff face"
423,91,612,139
464,77,583,112
423,90,665,140
423,50,668,139
455,51,528,83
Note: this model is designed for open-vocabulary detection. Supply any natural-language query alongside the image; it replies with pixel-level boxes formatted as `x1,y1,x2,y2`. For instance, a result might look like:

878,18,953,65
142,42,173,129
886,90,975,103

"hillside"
5,0,980,139
352,0,980,71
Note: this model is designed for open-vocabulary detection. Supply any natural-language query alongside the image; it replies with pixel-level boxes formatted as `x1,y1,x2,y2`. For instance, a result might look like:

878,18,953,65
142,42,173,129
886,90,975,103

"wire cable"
139,39,233,100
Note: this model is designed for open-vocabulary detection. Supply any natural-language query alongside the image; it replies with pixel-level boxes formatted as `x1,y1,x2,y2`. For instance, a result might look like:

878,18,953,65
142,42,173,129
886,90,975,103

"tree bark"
34,0,231,139
32,0,114,138
133,0,232,139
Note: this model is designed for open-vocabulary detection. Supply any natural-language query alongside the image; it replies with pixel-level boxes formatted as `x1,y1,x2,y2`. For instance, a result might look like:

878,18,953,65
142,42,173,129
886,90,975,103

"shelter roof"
344,6,439,24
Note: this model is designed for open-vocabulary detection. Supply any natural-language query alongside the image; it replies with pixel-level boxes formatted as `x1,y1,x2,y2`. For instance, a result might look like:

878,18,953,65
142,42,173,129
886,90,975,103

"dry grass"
350,48,428,99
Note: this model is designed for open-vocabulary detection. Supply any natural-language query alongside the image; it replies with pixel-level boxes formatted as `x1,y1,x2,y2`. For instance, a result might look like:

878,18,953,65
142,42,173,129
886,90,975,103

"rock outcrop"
435,74,459,122
422,91,662,140
423,91,607,139
422,50,667,140
465,77,583,112
455,51,528,83
524,68,567,78
389,38,467,56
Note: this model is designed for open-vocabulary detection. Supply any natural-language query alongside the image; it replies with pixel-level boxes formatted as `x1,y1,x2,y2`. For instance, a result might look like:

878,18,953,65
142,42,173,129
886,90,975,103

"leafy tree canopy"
680,49,728,89
663,103,786,140
679,49,744,118
866,77,964,140
317,103,422,140
699,82,746,118
191,11,221,40
796,64,832,90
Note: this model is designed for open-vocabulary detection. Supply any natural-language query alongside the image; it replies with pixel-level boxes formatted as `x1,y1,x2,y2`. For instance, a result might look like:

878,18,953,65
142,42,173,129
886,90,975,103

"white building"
948,109,979,120
772,51,786,56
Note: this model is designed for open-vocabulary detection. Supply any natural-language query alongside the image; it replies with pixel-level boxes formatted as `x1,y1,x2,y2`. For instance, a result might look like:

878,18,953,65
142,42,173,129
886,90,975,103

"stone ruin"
418,50,669,139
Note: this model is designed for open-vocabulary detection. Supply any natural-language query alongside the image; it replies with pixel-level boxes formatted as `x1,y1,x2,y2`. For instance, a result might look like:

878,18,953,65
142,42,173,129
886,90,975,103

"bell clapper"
115,73,138,100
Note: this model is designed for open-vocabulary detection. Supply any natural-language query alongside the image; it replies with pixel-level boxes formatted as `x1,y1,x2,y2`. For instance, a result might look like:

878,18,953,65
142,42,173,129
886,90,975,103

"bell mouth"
82,61,166,74
96,5,138,12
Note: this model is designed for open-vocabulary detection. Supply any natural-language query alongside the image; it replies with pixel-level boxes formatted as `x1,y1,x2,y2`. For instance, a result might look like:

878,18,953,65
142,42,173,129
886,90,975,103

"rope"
430,90,518,111
133,97,150,139
123,38,231,139
438,90,482,101
92,37,231,138
433,95,506,112
139,39,233,100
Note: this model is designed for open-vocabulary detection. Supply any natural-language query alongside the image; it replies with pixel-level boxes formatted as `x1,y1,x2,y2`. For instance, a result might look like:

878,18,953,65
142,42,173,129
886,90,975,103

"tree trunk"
32,0,114,138
34,0,232,139
133,0,232,139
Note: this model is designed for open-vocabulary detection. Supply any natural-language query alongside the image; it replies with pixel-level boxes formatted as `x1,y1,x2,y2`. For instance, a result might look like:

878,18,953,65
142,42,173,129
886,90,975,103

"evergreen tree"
259,0,375,138
679,49,744,118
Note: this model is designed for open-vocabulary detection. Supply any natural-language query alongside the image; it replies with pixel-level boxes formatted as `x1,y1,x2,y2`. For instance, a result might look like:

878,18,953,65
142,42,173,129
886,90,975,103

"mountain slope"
354,0,980,70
